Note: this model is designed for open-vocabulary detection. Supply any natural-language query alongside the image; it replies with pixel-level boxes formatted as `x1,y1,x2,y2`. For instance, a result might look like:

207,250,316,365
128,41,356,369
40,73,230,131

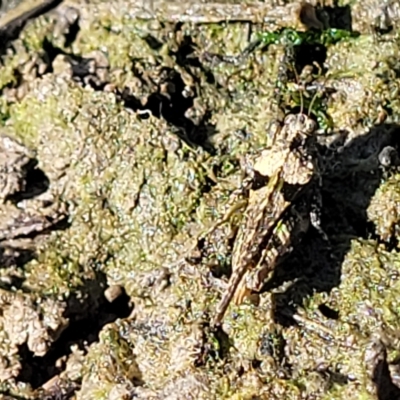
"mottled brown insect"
212,113,318,326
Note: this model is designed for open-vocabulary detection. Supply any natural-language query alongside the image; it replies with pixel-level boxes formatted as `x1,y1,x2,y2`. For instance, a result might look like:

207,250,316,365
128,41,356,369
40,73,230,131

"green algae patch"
0,14,54,91
368,173,400,243
5,75,207,299
294,238,400,398
72,15,150,70
77,322,142,399
257,27,359,47
325,34,400,132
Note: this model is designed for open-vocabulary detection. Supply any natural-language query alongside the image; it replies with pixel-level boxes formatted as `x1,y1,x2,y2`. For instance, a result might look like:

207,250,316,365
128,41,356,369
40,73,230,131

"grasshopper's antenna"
292,62,304,115
307,64,317,117
308,87,319,118
308,73,328,118
307,61,324,117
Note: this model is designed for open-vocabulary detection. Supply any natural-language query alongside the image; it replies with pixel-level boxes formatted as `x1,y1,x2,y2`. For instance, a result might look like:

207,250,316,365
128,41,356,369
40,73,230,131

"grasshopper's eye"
297,114,307,126
298,115,316,135
305,119,317,134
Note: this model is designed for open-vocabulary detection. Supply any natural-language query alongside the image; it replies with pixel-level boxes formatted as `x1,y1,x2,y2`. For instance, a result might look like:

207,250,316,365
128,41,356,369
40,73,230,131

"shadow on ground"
17,269,133,390
265,122,400,399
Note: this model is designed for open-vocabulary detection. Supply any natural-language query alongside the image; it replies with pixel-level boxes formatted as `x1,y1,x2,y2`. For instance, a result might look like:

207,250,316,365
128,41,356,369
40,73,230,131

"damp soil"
1,0,400,399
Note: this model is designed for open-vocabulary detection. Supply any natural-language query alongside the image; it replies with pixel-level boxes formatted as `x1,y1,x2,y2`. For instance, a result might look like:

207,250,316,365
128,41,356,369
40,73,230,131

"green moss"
0,62,18,90
78,323,141,399
257,27,359,47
